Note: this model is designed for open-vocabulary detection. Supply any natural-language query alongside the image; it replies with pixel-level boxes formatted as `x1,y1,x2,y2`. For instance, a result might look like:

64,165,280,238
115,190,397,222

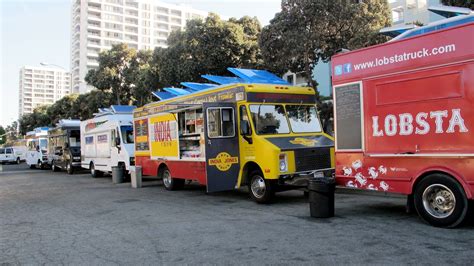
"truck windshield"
39,139,48,150
69,130,81,147
249,104,290,135
121,125,134,144
286,105,322,133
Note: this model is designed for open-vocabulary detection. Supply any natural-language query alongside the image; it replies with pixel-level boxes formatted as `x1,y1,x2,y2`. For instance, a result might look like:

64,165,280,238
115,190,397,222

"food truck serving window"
334,82,363,150
286,105,322,133
207,107,235,138
249,104,290,135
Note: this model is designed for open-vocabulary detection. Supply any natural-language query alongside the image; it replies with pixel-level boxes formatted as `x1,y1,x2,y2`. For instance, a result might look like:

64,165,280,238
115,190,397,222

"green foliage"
85,43,158,106
0,126,6,145
157,13,263,86
18,91,114,135
85,43,137,105
441,0,474,9
260,0,391,88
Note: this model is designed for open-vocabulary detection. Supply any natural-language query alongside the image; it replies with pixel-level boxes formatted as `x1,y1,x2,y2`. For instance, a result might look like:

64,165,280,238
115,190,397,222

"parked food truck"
48,119,81,174
332,15,474,227
134,68,334,203
26,127,49,169
80,105,136,178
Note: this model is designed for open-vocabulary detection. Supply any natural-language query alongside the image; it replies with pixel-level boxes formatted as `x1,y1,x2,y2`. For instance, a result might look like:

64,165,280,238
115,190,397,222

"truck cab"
25,127,49,169
48,120,82,174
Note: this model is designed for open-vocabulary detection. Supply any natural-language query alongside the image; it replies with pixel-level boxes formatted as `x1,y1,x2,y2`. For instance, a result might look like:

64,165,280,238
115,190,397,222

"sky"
0,0,282,127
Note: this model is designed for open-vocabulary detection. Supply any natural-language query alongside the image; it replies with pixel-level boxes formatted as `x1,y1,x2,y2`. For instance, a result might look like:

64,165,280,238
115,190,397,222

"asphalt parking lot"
1,163,473,265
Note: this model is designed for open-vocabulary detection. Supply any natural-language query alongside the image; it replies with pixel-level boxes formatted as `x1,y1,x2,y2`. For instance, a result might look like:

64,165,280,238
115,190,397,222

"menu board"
335,83,362,150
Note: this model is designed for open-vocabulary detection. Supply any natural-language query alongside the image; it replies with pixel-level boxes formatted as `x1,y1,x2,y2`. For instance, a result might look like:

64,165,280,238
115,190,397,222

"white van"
25,127,49,169
0,146,26,164
80,105,135,177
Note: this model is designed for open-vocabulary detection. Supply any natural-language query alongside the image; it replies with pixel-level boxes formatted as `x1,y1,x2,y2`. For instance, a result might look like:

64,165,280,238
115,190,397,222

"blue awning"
201,75,245,85
181,82,217,91
111,105,136,113
163,87,191,96
152,91,175,100
227,67,289,85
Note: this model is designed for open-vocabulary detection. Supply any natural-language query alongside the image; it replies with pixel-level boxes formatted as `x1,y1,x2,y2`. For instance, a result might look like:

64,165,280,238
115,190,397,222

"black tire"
52,161,60,172
16,157,20,164
66,161,74,175
248,170,275,203
414,173,468,228
38,160,45,170
90,162,102,178
29,164,36,169
160,167,184,191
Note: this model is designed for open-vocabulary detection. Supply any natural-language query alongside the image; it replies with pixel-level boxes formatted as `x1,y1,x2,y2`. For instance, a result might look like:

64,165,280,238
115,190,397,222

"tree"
70,90,114,120
127,49,160,106
46,94,79,125
441,0,474,9
85,43,137,105
18,105,50,135
0,126,6,145
260,0,391,90
157,14,263,86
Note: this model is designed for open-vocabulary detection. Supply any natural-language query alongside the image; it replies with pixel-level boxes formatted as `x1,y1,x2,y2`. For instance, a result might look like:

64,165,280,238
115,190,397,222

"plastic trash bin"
131,166,142,188
112,166,124,184
308,176,336,218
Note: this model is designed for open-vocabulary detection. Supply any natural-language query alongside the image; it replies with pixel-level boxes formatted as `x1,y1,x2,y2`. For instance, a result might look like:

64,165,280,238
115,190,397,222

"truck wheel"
66,161,74,175
90,162,102,178
52,161,60,172
414,173,468,228
29,164,35,169
248,170,274,203
161,168,184,191
38,160,44,170
16,157,20,164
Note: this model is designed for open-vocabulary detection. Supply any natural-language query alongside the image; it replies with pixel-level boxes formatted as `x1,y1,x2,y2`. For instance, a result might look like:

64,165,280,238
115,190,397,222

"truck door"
204,103,240,193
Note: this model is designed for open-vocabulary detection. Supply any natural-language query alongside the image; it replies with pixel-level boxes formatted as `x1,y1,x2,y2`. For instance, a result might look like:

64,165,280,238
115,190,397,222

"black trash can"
308,176,335,218
112,166,124,184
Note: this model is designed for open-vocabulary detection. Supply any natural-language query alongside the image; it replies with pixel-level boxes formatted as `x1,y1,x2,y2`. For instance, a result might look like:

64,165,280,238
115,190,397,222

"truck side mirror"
115,137,121,146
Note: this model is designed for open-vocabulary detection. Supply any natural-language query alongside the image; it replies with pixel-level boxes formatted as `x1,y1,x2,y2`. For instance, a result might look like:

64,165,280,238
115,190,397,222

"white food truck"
80,105,136,177
25,127,50,169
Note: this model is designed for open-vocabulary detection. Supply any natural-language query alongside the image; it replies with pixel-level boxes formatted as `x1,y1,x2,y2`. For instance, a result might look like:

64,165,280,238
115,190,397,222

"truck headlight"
279,153,287,172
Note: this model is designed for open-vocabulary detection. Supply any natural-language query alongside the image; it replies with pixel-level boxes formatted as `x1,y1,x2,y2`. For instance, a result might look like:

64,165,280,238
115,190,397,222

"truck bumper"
279,168,335,187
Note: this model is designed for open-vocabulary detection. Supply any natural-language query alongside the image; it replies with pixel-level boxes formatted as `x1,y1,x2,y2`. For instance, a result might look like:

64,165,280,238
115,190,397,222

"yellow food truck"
134,68,334,203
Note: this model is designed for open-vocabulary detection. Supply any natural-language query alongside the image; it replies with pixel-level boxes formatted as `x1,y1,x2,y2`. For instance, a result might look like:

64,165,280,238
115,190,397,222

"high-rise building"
70,0,208,94
18,66,71,117
389,0,443,25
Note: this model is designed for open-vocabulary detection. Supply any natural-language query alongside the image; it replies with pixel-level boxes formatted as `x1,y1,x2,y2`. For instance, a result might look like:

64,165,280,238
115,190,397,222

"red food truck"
332,15,474,227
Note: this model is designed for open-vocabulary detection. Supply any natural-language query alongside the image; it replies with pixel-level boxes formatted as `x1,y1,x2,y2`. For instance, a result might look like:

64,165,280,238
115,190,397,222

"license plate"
314,171,324,178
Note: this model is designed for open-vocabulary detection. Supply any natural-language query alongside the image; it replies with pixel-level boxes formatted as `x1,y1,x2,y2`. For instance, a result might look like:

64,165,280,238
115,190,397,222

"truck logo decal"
153,121,172,144
289,137,318,147
208,152,238,171
372,109,468,137
85,120,107,132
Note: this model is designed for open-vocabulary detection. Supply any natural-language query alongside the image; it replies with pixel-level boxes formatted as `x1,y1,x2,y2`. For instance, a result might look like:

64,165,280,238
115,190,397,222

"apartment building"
70,0,208,94
18,66,71,117
389,0,443,25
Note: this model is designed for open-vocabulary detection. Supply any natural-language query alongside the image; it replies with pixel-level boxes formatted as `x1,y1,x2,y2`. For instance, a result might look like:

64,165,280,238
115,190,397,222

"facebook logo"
343,63,352,73
334,65,343,76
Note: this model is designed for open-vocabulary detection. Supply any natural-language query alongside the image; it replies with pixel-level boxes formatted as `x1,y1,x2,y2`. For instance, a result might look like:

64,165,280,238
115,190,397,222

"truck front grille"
294,147,331,172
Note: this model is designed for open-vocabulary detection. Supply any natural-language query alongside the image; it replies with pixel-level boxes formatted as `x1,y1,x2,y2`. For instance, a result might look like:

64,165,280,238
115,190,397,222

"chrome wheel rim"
422,184,456,219
251,175,266,199
91,165,95,175
163,170,172,187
